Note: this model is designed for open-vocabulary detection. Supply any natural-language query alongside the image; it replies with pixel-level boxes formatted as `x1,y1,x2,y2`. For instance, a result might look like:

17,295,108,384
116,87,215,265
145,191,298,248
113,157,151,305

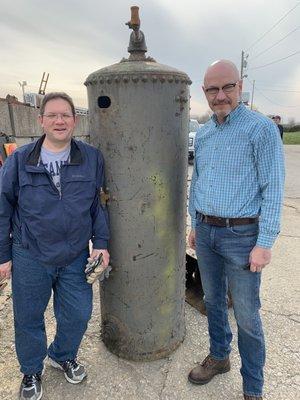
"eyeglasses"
43,113,74,120
204,82,239,96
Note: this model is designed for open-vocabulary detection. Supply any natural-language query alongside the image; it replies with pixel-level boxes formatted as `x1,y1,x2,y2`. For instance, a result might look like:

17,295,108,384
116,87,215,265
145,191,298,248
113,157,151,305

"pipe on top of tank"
126,6,147,60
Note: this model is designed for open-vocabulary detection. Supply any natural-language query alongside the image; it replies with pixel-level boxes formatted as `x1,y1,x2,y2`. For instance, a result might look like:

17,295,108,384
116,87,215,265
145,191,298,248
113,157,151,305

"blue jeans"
12,242,92,375
195,217,265,397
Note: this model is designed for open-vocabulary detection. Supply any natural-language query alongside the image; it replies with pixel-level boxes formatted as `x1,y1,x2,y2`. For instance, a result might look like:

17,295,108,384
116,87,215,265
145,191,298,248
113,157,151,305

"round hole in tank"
98,96,111,108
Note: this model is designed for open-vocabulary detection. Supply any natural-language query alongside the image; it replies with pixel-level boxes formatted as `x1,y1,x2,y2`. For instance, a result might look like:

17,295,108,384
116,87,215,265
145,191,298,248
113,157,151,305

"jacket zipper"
42,167,62,199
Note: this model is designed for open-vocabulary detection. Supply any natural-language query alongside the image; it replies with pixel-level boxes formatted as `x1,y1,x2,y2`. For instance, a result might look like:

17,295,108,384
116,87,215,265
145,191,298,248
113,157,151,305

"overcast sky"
1,0,299,122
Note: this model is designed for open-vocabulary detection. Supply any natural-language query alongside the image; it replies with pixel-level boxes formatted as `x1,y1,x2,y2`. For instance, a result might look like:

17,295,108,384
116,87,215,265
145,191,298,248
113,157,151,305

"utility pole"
250,80,255,110
240,50,248,79
241,50,245,79
240,51,250,106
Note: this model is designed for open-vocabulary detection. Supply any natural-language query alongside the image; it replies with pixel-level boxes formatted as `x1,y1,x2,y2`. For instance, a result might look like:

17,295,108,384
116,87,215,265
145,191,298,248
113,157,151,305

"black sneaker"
48,357,87,384
19,373,42,400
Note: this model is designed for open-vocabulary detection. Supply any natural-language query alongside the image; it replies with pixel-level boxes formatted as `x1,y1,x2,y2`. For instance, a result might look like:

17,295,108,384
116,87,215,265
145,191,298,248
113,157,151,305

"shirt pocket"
221,143,254,176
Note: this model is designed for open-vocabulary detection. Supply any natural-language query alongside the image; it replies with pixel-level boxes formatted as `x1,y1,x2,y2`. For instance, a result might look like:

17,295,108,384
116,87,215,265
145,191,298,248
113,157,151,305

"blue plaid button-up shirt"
189,104,285,248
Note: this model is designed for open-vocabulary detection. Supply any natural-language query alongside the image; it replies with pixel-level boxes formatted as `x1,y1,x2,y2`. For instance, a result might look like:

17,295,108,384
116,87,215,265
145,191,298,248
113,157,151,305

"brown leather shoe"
188,354,230,385
244,395,263,400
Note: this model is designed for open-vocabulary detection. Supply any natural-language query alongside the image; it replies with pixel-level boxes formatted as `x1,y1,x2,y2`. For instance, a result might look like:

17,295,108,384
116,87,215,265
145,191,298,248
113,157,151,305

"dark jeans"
195,218,265,397
12,243,92,375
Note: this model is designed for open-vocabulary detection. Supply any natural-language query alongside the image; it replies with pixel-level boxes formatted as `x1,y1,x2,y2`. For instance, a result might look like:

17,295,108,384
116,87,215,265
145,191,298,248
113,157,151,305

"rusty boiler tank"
85,6,191,361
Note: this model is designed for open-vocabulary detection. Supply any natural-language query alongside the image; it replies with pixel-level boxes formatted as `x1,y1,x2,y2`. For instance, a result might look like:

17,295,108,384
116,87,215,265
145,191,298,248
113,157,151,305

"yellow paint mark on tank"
160,303,173,316
147,171,180,344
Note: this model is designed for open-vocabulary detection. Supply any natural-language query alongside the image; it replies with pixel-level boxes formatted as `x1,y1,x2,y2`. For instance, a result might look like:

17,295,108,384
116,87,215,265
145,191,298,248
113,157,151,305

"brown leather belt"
197,212,258,227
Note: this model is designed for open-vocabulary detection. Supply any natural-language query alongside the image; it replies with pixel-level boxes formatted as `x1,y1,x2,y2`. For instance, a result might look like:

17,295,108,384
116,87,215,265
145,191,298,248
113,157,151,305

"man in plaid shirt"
188,60,284,400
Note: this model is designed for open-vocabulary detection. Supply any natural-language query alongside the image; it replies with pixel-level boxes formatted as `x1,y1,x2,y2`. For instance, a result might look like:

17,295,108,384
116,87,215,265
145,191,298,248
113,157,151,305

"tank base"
102,337,184,361
101,314,185,361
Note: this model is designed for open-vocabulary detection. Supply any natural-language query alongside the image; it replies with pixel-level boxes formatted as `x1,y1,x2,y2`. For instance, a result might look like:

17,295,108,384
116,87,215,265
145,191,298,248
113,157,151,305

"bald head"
202,59,242,123
204,60,240,86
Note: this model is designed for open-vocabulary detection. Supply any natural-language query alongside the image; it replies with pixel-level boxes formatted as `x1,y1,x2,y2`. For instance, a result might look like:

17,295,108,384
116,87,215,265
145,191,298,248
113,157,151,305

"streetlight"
18,81,27,102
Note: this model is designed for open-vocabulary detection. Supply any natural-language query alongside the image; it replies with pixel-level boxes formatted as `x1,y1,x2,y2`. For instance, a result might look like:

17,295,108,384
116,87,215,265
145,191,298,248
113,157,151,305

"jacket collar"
26,134,83,166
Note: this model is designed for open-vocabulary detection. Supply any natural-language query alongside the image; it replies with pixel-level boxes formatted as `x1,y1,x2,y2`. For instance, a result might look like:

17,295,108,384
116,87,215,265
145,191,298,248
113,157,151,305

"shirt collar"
212,103,246,126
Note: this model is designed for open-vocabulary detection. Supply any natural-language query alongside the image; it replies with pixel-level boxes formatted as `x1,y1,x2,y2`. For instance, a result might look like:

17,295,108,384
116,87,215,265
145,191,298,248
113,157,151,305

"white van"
188,119,202,163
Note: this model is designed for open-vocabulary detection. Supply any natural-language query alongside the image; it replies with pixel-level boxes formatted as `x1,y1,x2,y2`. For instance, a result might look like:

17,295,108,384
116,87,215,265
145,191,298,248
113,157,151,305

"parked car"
188,119,202,163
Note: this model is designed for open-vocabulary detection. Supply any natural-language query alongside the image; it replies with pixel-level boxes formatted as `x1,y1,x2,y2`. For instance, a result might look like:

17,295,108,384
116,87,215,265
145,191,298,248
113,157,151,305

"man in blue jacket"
0,92,110,400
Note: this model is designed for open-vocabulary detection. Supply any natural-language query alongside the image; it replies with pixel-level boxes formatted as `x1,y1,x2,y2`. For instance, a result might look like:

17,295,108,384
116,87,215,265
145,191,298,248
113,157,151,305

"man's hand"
0,260,12,280
90,249,110,267
188,229,196,250
86,249,111,284
249,246,271,273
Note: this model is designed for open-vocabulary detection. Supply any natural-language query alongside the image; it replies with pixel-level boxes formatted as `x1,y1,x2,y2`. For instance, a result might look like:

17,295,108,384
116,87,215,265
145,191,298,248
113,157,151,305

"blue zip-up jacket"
0,135,109,266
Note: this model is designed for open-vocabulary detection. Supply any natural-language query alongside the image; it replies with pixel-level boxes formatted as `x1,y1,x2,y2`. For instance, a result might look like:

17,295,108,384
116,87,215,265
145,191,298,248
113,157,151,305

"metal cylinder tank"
85,7,191,361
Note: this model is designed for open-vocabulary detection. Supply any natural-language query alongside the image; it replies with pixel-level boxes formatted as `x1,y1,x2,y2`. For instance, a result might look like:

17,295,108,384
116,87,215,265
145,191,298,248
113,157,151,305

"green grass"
283,131,300,145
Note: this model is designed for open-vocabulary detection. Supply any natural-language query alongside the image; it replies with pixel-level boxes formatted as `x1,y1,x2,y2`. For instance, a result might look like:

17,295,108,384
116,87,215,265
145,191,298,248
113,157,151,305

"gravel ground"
0,146,299,400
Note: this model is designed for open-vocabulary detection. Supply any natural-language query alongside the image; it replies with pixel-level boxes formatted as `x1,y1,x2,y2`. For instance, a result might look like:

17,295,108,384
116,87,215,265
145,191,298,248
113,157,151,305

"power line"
246,2,300,52
249,51,300,70
260,88,300,93
255,87,299,107
251,80,298,86
246,77,299,108
247,79,300,92
250,26,300,61
242,71,300,91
